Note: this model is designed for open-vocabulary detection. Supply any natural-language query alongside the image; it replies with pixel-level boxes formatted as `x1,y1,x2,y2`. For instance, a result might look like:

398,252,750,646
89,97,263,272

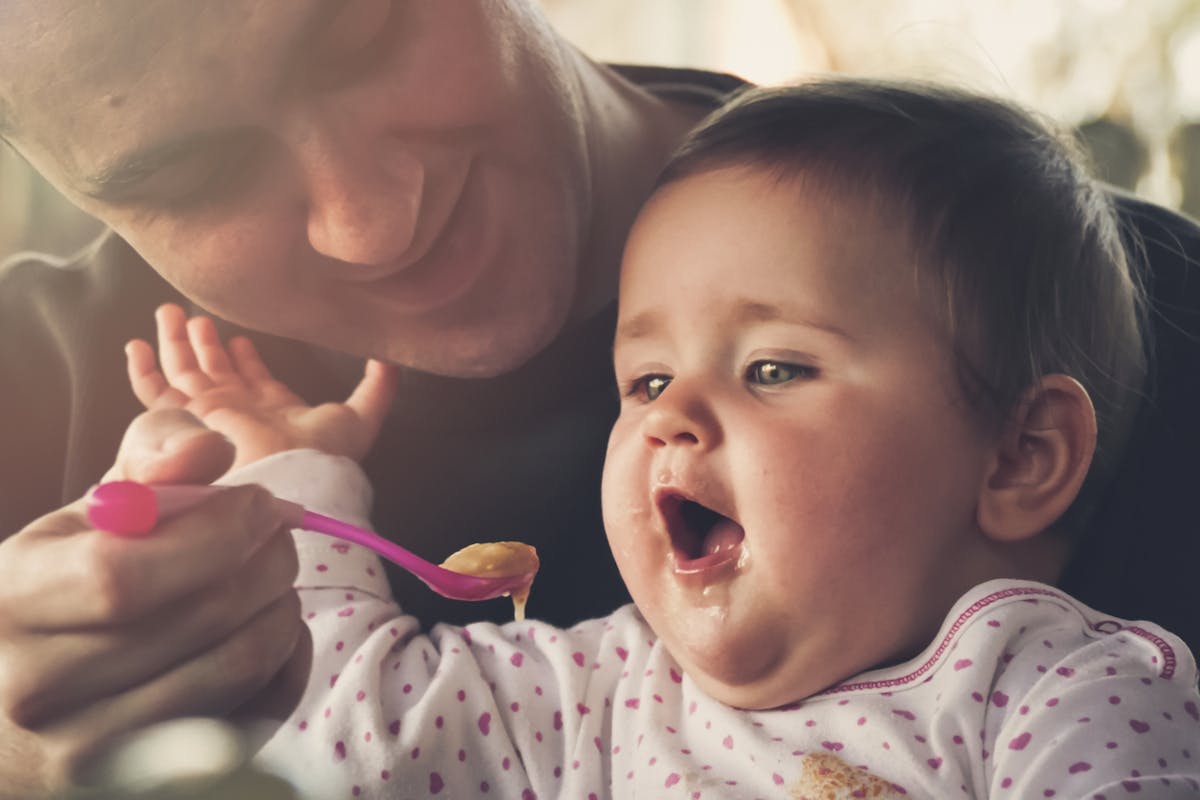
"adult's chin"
377,301,570,378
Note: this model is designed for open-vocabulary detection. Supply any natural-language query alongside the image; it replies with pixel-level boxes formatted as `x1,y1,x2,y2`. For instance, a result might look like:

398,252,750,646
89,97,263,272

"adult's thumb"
104,408,236,486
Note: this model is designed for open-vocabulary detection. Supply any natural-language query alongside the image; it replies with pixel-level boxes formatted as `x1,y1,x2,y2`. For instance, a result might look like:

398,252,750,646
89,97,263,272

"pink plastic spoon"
86,481,536,602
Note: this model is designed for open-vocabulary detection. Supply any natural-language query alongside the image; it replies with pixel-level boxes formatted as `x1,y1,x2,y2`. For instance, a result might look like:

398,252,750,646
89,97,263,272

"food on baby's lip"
440,541,539,621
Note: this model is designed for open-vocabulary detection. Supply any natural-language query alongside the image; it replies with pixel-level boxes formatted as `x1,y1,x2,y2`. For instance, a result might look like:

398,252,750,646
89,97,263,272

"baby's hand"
126,303,398,470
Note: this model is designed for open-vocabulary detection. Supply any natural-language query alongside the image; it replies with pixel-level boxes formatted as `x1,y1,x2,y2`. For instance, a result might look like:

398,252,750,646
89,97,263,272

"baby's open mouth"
657,492,746,573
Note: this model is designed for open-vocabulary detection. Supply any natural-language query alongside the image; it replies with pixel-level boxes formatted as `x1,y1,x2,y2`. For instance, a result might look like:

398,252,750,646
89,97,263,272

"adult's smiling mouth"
655,490,746,575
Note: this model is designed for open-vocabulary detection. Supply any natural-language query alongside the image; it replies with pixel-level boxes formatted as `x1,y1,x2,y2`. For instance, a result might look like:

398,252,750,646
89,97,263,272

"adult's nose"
290,122,425,266
641,378,721,451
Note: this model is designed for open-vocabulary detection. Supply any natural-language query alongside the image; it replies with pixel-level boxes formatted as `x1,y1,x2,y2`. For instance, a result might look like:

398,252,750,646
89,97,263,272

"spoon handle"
87,480,305,533
85,480,434,572
85,481,523,601
296,509,462,584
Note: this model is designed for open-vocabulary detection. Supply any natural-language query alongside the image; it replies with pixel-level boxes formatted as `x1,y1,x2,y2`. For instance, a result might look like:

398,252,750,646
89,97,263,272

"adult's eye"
746,360,814,386
154,143,261,213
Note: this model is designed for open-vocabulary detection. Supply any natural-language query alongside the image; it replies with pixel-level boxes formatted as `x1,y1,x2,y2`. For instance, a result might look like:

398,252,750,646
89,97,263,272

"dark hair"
658,78,1147,535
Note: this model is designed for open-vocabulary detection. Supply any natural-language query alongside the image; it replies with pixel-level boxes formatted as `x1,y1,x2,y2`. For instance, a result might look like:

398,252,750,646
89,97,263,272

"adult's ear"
977,374,1097,543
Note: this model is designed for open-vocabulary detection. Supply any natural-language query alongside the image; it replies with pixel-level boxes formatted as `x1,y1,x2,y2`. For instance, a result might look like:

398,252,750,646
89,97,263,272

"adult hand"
0,409,307,796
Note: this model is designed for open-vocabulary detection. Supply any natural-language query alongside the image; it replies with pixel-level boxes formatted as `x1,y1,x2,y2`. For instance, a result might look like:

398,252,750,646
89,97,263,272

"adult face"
602,167,1001,710
0,0,588,376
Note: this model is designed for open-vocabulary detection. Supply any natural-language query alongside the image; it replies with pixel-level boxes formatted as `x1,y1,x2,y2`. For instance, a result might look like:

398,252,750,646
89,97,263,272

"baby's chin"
680,631,930,710
661,629,828,711
662,615,899,711
685,664,818,711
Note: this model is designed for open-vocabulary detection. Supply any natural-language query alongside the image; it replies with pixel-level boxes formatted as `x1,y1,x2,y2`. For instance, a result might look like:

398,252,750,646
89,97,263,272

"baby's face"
603,166,1002,709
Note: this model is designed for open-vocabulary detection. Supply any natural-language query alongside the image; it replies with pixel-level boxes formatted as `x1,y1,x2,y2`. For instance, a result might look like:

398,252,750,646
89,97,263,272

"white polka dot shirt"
236,451,1200,799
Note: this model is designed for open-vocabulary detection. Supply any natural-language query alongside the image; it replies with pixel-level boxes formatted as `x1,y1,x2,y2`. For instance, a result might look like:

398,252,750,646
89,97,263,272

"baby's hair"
658,77,1148,537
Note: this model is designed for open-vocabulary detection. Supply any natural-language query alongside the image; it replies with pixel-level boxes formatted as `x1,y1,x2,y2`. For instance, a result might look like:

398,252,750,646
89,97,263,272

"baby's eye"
746,360,815,386
629,374,672,401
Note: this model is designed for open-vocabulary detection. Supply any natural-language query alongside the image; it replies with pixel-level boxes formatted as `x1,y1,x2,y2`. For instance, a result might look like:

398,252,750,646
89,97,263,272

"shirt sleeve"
987,613,1200,798
225,450,646,800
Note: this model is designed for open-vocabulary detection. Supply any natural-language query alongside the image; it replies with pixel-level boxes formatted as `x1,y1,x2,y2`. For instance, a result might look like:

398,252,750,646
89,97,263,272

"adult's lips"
656,490,745,574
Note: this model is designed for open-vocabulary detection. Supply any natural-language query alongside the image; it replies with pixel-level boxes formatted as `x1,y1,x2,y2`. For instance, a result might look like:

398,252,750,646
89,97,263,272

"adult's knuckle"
215,611,292,695
211,645,265,699
264,593,304,660
277,589,303,627
0,665,56,731
77,539,137,623
183,584,239,647
256,531,300,587
232,484,281,534
262,591,304,649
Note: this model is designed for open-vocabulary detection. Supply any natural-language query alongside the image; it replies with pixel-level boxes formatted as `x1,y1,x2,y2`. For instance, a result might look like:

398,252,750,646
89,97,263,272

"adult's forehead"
0,0,294,176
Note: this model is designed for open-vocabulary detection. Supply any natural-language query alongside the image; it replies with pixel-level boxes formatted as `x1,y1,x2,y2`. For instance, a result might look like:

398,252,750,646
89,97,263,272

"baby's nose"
641,379,719,450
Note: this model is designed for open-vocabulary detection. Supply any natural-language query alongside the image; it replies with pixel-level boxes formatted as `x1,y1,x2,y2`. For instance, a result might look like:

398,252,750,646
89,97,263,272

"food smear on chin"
440,541,540,621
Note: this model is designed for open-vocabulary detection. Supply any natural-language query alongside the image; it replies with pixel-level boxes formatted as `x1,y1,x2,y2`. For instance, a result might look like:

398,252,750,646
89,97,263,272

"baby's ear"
977,375,1097,542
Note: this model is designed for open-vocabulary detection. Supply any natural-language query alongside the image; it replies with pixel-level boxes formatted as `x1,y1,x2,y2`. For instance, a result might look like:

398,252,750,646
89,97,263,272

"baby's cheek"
602,498,651,569
600,431,640,525
601,489,656,590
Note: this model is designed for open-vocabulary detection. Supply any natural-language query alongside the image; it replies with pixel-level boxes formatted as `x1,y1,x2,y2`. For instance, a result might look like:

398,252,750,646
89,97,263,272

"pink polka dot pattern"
241,458,1200,800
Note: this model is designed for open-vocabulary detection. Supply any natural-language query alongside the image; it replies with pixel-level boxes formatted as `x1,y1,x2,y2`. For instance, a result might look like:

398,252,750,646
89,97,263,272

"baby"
124,78,1200,798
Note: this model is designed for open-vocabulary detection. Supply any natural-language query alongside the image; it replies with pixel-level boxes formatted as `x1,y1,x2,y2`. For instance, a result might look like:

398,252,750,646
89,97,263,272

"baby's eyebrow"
732,300,852,340
615,310,661,342
615,300,854,343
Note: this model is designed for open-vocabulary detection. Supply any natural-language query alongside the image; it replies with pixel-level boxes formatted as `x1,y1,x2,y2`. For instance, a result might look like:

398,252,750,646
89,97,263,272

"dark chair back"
1060,193,1200,659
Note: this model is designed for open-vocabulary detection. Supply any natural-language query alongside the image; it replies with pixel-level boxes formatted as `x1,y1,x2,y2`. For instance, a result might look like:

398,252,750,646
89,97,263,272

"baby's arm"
125,306,636,797
233,450,639,799
989,627,1200,797
126,303,397,469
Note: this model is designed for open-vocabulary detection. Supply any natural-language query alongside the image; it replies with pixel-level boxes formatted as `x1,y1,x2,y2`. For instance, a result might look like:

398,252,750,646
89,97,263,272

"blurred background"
4,0,1200,259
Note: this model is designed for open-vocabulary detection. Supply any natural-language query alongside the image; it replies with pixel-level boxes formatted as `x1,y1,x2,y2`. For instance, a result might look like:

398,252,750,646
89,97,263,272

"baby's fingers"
186,315,236,379
154,304,212,396
227,336,276,385
345,359,399,438
125,340,189,410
